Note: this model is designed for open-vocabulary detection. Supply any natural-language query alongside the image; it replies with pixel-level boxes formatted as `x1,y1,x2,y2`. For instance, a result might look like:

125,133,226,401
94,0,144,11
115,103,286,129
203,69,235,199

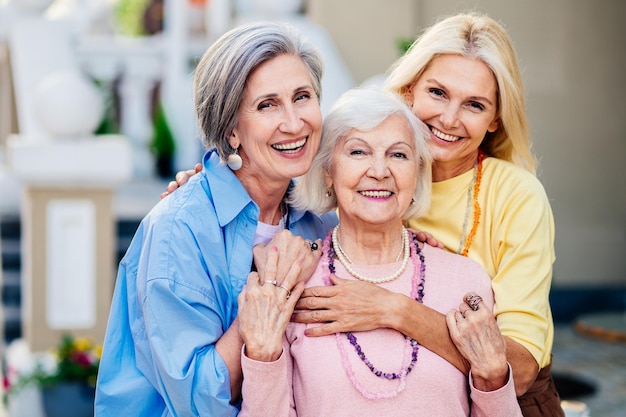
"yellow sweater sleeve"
409,158,555,367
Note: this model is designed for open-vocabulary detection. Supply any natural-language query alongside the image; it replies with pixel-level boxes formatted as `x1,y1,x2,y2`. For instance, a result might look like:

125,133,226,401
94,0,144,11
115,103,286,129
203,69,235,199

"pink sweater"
240,243,522,417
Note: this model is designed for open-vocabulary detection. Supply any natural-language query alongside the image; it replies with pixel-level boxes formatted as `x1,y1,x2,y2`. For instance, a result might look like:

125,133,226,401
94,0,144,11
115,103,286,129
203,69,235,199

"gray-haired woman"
95,21,337,417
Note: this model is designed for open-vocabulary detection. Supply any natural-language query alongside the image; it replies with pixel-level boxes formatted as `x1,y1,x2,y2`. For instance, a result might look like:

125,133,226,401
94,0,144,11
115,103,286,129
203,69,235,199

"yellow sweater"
408,157,555,368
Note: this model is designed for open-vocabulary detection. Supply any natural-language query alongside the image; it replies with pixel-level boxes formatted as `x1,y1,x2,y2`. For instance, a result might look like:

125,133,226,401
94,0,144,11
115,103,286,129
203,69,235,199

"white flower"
34,351,58,377
5,339,36,382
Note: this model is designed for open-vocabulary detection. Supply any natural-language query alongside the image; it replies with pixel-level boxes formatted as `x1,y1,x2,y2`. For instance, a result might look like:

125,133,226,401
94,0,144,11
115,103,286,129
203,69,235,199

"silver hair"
193,21,324,161
290,87,432,220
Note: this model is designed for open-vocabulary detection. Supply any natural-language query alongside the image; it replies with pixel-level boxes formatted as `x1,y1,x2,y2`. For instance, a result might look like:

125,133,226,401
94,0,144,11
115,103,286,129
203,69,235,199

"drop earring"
227,147,243,170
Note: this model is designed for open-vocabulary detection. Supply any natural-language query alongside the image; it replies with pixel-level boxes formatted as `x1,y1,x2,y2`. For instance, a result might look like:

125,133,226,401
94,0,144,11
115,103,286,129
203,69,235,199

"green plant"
396,37,415,55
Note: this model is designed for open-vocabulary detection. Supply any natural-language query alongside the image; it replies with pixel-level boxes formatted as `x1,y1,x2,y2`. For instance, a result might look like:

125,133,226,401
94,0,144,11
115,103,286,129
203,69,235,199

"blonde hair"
385,12,537,175
290,87,432,220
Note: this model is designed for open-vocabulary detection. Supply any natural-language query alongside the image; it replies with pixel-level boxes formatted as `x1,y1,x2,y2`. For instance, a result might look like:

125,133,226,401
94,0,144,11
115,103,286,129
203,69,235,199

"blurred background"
0,0,624,416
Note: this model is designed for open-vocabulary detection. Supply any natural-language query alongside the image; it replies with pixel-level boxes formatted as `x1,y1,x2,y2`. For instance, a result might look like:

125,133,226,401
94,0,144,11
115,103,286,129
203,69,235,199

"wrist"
470,362,510,391
243,343,282,362
385,292,408,330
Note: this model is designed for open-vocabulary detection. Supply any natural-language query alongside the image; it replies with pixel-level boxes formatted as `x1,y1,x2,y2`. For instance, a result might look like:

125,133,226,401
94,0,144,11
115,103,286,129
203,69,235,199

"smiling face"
231,54,322,189
326,114,418,229
406,54,500,181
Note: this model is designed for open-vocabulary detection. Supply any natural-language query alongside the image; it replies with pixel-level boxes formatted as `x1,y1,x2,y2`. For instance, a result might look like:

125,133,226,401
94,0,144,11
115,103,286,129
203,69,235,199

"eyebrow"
344,136,414,148
425,78,495,106
251,85,313,104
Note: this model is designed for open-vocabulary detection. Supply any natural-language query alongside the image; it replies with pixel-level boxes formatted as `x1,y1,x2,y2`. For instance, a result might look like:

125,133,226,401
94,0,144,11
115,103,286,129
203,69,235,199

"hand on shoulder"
160,163,203,199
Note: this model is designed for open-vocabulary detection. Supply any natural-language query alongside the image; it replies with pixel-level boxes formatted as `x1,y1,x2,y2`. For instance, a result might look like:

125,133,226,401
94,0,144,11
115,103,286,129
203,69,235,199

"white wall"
309,0,626,287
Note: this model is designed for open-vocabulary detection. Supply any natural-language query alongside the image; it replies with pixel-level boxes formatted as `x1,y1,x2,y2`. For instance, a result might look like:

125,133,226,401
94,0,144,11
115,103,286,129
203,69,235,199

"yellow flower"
94,344,103,359
73,337,93,352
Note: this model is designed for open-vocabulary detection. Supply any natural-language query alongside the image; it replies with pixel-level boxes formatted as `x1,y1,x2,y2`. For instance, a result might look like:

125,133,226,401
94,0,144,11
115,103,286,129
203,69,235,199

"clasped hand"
238,232,322,362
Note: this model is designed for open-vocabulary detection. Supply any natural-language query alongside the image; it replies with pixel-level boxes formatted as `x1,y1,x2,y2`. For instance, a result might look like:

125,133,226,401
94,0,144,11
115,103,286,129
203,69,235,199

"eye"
392,152,408,159
349,149,365,156
468,101,485,112
295,91,312,102
428,88,446,98
257,101,275,111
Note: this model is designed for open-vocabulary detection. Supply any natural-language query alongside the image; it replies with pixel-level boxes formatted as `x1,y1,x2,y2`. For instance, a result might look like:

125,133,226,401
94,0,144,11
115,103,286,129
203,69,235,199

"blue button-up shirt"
95,150,337,416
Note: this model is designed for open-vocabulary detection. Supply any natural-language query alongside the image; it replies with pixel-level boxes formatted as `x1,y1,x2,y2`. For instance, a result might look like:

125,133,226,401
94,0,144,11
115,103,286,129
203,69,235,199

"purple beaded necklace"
323,231,426,400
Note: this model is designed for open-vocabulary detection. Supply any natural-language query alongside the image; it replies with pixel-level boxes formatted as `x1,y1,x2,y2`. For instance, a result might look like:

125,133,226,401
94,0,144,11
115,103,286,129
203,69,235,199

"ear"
228,131,239,149
404,85,415,107
487,117,499,133
323,170,333,189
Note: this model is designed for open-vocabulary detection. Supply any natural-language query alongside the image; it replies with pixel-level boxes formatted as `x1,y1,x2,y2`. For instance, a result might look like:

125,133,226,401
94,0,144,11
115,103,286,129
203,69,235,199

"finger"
247,272,261,287
252,243,268,277
327,274,347,286
463,292,484,312
298,285,338,304
160,191,169,199
280,259,303,292
459,305,472,318
291,307,337,325
445,310,460,333
428,236,445,249
302,321,343,337
237,284,247,307
194,162,203,173
165,180,179,193
304,238,321,252
263,246,279,282
175,171,187,184
283,281,305,307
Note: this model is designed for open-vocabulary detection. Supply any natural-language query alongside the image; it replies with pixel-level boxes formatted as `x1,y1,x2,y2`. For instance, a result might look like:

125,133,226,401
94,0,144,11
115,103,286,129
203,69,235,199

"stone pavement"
552,322,626,417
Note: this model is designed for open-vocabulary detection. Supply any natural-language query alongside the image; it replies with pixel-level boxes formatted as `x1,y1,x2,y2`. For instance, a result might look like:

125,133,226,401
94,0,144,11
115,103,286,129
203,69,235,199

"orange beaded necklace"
457,150,485,257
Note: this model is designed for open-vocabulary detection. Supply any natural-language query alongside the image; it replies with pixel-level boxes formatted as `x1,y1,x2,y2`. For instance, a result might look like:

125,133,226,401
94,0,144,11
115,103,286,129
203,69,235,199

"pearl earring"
325,189,332,197
227,147,242,170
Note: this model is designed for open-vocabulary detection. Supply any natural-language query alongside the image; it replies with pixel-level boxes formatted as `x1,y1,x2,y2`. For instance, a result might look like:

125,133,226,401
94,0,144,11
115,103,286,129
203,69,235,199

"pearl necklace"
324,232,426,400
457,150,485,257
331,226,410,284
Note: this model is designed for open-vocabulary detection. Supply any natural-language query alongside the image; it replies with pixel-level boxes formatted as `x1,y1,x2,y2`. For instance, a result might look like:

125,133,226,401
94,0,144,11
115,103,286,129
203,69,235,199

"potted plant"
5,334,102,417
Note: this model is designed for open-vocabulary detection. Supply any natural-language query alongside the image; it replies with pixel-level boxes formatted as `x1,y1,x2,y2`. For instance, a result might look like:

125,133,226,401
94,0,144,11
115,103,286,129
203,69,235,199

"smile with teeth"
359,190,392,198
431,127,461,142
271,137,307,153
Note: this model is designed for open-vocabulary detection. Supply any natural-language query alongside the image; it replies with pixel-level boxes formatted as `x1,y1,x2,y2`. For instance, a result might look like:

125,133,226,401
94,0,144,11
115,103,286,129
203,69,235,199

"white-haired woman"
236,87,522,416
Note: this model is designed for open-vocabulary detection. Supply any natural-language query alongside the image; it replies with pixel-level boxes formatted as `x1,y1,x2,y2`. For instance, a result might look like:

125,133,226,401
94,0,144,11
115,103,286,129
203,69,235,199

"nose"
368,155,390,179
279,103,304,132
439,103,460,129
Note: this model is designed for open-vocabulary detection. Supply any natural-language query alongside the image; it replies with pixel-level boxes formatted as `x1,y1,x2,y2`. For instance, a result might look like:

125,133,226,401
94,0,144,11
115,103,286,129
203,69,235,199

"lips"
431,127,461,142
271,137,307,153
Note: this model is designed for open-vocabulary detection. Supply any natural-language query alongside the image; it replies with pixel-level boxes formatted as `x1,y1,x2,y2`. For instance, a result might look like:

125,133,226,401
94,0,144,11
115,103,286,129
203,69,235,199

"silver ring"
264,280,278,286
277,284,291,299
465,294,483,311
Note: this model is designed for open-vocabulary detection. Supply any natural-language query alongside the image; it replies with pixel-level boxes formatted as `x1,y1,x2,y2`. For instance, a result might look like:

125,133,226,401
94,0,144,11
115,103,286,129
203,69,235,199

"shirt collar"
203,149,311,229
